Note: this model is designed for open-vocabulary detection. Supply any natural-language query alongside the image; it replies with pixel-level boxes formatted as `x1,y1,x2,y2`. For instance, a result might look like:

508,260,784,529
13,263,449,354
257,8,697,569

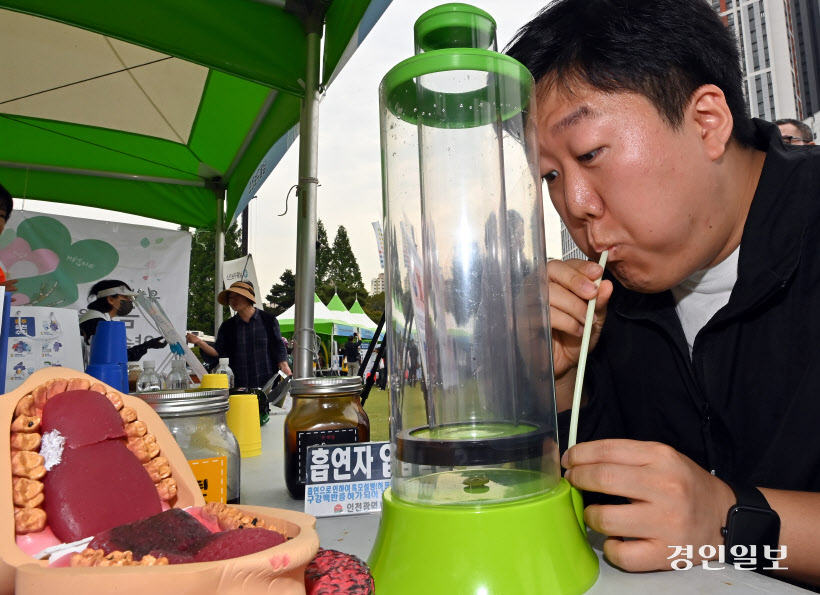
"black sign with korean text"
297,428,359,483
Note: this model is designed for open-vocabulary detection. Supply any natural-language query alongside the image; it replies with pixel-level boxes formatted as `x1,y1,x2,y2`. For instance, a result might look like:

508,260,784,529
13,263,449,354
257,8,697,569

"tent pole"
214,189,226,335
293,28,322,379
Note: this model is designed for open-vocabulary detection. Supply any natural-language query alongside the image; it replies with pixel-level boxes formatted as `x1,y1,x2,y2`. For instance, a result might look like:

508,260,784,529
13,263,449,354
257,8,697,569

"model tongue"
40,389,162,543
41,390,126,448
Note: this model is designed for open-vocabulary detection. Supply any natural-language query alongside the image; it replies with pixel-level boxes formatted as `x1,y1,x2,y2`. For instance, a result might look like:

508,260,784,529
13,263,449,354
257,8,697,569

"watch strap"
727,483,771,513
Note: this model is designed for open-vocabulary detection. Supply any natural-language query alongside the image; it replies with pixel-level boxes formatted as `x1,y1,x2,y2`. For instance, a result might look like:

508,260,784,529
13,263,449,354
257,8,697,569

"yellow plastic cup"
226,393,262,457
200,374,229,389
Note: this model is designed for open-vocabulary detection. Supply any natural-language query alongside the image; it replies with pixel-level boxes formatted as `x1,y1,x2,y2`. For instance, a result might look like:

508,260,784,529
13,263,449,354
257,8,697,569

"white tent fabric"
347,311,378,330
2,12,208,144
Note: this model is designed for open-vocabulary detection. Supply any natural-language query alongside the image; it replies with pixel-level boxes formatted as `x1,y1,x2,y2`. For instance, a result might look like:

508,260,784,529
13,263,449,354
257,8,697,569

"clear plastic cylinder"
380,48,558,506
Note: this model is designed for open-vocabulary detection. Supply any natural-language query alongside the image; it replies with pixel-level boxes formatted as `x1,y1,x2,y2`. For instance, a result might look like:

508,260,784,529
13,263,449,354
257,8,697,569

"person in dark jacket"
507,0,820,586
342,333,363,376
187,281,291,388
79,279,166,364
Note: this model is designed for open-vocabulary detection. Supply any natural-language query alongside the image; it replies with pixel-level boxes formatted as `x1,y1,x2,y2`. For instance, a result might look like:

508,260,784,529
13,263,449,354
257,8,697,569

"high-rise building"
371,272,385,295
711,0,820,124
790,0,820,117
559,221,585,261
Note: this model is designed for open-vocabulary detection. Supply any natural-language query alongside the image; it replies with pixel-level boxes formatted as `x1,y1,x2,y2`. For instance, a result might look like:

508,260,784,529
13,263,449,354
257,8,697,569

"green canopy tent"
327,292,350,314
348,298,380,338
278,293,356,372
0,0,392,375
278,293,351,336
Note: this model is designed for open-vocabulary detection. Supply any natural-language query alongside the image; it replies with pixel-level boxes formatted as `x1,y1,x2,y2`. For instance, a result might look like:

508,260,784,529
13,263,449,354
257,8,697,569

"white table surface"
240,413,814,594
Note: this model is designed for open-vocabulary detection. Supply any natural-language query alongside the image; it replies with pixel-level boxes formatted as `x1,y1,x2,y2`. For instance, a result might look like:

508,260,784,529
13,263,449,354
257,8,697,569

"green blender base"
369,478,598,594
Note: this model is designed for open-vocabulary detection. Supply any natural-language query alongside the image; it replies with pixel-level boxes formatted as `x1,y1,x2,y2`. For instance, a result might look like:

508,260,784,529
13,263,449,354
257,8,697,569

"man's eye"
542,170,559,183
578,148,601,163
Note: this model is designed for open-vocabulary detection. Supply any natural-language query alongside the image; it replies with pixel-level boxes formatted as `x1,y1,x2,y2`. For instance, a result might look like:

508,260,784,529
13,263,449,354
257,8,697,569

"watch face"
726,505,780,551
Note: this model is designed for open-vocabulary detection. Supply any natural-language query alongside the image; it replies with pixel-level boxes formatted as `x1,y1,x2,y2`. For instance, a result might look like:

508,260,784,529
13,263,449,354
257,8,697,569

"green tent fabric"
349,299,366,314
0,0,392,228
327,292,349,312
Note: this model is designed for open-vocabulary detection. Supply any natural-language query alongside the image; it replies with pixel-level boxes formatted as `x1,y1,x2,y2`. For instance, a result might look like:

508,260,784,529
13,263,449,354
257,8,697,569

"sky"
15,0,562,301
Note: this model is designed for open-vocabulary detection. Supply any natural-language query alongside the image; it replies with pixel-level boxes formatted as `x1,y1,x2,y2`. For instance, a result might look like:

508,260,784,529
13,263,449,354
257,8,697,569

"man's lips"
591,243,617,258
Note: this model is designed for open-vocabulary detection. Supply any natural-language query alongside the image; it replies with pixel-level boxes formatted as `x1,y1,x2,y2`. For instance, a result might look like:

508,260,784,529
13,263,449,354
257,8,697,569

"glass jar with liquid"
137,388,240,504
284,377,370,499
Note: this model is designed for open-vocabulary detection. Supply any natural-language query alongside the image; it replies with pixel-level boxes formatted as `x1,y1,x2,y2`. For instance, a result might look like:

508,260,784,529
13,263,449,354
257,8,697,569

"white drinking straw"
567,250,608,450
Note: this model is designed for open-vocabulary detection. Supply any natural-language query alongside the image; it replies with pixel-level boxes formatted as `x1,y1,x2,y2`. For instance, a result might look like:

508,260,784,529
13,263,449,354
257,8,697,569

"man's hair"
506,0,755,147
774,118,813,141
88,279,133,313
0,183,13,218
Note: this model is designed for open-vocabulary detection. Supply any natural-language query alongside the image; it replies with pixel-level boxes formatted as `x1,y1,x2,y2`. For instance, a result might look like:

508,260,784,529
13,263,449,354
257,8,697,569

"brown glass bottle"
284,377,370,499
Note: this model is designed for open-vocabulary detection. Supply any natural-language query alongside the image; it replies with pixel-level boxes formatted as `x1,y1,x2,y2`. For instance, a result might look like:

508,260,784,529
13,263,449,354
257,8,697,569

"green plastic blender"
369,4,599,594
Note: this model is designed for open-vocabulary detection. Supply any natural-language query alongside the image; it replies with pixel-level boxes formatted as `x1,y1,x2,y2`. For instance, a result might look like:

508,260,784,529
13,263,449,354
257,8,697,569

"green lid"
414,3,497,53
380,48,533,129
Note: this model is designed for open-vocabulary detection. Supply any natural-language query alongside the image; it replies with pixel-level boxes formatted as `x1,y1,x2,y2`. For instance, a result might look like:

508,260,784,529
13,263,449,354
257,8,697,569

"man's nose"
564,174,603,221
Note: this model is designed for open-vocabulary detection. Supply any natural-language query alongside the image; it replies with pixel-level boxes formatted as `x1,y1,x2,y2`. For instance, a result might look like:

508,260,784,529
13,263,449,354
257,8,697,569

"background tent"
348,299,378,331
326,292,357,325
0,0,393,354
348,298,382,341
277,294,351,336
278,293,357,373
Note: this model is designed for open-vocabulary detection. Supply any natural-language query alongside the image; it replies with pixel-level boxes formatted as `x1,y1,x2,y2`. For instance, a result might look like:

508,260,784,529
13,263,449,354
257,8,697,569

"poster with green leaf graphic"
2,211,191,380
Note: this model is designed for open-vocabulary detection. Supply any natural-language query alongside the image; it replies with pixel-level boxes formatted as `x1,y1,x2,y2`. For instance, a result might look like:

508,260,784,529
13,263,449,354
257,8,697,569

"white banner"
0,211,192,373
372,221,384,270
223,254,263,309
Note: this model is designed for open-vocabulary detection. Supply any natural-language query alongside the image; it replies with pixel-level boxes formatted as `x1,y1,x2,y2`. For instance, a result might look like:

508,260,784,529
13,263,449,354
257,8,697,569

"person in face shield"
79,279,166,364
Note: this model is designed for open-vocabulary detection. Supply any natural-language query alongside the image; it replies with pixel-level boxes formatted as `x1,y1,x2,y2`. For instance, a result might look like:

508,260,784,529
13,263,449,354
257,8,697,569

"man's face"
777,123,813,145
537,84,732,292
0,209,7,236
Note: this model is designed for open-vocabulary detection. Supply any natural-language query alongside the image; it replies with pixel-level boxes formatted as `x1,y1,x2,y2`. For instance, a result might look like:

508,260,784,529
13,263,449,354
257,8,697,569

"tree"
316,219,332,285
266,269,296,316
328,225,365,290
185,221,243,334
363,291,385,325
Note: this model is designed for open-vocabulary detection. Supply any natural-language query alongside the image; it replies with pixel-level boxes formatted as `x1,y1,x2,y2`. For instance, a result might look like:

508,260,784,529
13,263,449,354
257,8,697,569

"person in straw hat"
187,280,291,387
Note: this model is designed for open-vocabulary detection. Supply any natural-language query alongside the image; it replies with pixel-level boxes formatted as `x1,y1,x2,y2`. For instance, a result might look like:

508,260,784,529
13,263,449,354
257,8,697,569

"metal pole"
214,189,226,334
293,29,322,379
241,205,249,255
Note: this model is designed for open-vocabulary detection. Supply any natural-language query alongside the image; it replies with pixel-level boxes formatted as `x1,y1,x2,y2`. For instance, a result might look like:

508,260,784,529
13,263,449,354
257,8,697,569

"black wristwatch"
721,483,780,569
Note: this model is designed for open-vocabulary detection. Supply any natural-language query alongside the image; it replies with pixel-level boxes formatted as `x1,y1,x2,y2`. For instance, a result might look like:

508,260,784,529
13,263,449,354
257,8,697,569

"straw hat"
218,281,256,306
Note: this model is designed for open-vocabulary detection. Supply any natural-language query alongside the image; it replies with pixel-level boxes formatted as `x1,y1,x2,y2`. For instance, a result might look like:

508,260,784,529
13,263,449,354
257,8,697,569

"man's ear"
688,84,734,161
